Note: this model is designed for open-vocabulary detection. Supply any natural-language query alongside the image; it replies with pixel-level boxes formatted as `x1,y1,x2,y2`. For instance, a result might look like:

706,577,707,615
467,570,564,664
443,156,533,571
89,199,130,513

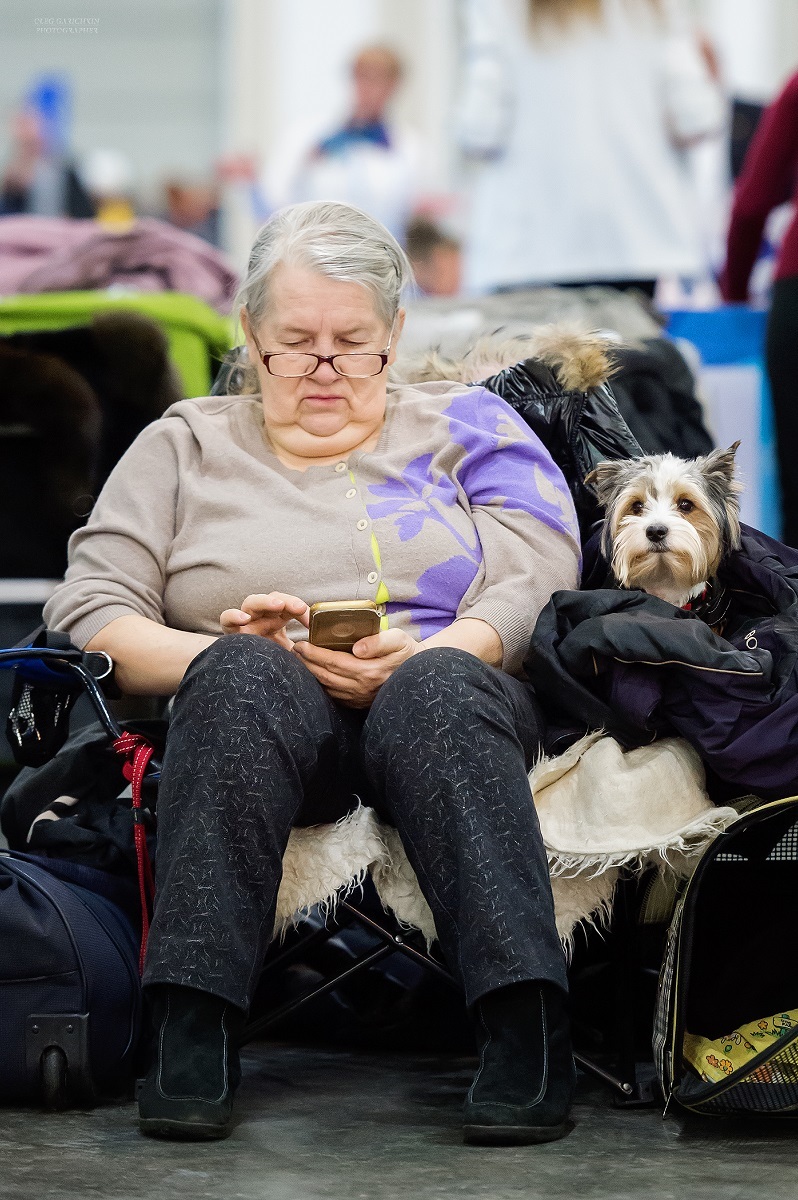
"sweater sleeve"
721,73,798,302
448,388,581,674
43,418,182,649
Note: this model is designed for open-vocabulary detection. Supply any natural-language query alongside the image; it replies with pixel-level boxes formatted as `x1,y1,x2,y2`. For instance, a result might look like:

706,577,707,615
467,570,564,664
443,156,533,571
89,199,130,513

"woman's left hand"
294,628,421,708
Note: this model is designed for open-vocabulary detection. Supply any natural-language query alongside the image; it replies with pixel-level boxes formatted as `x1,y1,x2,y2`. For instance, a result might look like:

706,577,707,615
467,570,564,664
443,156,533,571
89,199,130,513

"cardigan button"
345,488,357,498
356,519,368,531
367,571,379,584
334,462,347,473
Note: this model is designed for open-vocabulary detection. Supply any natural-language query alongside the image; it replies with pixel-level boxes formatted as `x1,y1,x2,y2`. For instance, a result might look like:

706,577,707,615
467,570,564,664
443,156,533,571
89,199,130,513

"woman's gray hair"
236,201,413,330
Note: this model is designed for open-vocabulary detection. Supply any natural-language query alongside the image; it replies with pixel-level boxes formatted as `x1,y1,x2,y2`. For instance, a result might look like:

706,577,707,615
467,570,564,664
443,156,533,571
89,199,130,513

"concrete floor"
2,1046,798,1200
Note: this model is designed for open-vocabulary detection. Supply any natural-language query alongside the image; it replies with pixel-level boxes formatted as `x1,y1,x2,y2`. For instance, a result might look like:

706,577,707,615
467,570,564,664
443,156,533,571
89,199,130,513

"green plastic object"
0,291,234,399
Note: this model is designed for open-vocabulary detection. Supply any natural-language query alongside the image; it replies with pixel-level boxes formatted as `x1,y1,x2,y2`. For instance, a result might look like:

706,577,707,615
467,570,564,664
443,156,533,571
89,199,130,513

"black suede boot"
463,980,576,1146
138,984,246,1140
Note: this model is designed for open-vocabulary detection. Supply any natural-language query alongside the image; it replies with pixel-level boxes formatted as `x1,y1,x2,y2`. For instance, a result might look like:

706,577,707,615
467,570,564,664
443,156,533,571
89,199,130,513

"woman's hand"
294,628,420,708
220,592,310,651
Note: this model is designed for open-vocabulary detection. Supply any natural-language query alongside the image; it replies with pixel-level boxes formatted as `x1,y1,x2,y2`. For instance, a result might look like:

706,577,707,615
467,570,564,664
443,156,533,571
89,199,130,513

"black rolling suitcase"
0,852,143,1108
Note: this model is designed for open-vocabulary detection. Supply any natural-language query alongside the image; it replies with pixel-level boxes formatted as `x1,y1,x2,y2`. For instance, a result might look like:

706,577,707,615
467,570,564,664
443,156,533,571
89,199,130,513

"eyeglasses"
249,324,394,379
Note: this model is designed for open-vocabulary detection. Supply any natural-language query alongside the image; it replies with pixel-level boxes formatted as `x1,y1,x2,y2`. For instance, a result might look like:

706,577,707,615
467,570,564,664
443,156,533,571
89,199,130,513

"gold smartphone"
308,600,381,652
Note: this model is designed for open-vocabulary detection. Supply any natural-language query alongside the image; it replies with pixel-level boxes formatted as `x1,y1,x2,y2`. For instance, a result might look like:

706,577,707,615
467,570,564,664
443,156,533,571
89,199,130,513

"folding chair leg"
568,875,660,1107
243,897,462,1049
338,901,455,985
573,1052,637,1097
241,943,395,1047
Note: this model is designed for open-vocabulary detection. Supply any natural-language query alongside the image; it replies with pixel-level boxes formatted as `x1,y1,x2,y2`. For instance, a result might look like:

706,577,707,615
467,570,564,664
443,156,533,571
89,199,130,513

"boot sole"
139,1117,233,1141
463,1121,571,1146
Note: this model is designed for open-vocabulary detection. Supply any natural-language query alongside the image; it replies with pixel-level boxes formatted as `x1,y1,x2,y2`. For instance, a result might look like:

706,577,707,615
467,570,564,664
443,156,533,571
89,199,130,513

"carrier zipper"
67,886,142,1060
611,655,764,678
668,796,798,1102
662,1080,676,1119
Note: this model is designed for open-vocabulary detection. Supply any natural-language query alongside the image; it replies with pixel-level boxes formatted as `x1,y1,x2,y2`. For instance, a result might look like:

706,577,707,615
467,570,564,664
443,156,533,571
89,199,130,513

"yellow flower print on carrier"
684,1009,798,1084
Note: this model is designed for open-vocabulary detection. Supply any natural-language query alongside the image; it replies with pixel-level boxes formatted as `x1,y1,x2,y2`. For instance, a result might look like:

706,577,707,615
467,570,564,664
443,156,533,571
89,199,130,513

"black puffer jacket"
479,357,643,534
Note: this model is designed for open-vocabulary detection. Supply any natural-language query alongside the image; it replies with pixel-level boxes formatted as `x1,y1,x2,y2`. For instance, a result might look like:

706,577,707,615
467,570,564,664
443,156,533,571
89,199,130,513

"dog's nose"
646,524,669,543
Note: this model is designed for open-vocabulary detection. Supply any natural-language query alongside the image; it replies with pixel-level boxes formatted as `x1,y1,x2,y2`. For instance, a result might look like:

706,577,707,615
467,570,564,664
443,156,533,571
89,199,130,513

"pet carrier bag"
0,852,143,1108
654,795,798,1117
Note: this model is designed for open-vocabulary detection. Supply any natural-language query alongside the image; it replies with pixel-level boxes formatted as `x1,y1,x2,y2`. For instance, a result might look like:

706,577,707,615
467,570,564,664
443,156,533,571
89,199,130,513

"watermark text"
35,17,100,34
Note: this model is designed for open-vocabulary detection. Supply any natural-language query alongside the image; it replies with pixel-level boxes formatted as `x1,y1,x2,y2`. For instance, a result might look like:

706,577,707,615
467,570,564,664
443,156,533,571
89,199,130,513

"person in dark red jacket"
721,72,798,547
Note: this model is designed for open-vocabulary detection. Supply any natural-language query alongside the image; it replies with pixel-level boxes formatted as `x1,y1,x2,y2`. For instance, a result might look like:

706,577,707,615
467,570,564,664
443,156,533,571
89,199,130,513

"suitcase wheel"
41,1046,68,1110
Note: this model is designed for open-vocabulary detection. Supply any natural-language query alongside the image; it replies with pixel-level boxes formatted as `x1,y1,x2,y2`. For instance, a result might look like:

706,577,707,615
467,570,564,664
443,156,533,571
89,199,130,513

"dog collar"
681,589,707,612
681,579,731,631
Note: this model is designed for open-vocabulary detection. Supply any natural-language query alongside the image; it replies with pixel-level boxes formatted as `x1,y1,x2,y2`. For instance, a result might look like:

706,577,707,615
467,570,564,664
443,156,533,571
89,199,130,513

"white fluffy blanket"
274,734,738,950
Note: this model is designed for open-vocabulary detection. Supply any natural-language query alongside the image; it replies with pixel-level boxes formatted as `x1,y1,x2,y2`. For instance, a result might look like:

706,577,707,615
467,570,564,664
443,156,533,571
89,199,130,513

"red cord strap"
113,731,156,975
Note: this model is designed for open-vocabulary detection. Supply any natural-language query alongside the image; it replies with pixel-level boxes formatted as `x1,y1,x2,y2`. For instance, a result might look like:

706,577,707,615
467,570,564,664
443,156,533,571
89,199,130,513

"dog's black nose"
646,524,669,543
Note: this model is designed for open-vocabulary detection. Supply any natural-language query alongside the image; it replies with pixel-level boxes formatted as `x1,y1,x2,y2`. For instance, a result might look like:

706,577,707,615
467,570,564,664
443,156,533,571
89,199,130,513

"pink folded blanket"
0,215,238,314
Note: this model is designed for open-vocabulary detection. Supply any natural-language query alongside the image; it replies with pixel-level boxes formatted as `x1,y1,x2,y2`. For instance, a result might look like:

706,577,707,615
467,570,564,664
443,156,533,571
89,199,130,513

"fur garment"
273,734,738,952
393,325,617,392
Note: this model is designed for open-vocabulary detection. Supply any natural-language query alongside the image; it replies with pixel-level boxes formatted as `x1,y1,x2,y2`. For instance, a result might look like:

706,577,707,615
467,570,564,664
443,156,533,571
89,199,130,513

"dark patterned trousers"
143,636,567,1010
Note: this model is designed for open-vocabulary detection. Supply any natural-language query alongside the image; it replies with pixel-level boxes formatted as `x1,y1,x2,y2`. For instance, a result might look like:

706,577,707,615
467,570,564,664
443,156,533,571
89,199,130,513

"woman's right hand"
220,592,310,651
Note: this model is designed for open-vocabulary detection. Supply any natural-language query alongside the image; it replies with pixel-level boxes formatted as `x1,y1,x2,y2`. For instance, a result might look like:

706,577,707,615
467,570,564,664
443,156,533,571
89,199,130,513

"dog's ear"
695,442,743,493
696,441,743,551
585,458,634,509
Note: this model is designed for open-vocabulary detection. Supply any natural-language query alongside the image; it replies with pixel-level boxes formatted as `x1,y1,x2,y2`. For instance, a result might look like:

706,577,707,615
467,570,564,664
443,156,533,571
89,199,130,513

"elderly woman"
43,202,581,1146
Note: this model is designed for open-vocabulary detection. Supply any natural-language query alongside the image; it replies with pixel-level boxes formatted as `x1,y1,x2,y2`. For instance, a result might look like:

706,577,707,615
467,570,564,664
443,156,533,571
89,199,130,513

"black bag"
1,718,162,875
654,796,798,1117
604,338,714,461
478,357,644,534
0,851,143,1108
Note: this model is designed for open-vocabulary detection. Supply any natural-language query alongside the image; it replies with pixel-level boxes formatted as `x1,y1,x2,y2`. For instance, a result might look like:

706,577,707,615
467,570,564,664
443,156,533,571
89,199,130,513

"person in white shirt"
265,45,424,242
456,0,725,294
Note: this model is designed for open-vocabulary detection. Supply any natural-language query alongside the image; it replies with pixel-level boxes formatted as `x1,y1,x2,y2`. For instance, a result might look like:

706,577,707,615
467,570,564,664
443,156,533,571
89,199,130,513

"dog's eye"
677,498,694,513
629,501,644,515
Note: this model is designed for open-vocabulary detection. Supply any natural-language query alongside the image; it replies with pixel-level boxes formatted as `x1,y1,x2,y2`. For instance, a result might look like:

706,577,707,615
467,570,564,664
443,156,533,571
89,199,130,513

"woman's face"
242,263,403,465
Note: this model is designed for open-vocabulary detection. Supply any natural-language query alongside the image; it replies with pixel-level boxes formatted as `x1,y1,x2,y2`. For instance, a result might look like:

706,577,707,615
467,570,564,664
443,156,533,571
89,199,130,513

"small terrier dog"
586,443,742,611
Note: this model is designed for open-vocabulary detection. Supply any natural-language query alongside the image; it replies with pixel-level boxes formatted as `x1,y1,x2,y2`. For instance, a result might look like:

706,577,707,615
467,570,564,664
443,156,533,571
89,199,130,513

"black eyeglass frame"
248,322,395,379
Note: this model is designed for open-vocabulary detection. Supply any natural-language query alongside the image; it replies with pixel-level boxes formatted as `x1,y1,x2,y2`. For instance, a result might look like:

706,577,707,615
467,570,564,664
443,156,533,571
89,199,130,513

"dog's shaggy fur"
586,444,743,608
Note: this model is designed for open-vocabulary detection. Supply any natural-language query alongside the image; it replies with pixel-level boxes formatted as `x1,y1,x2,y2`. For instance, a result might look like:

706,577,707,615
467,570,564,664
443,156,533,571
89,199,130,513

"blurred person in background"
80,148,136,229
406,217,462,296
456,0,725,296
0,107,94,219
164,180,221,247
264,45,425,241
721,71,798,549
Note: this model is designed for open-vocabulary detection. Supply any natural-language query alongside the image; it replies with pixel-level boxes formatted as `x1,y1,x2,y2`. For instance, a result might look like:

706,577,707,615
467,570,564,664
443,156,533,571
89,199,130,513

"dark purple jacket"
525,525,798,798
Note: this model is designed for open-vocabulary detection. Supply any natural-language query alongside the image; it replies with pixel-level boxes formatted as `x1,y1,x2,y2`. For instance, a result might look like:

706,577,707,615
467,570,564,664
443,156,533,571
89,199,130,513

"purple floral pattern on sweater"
444,387,579,534
365,387,578,639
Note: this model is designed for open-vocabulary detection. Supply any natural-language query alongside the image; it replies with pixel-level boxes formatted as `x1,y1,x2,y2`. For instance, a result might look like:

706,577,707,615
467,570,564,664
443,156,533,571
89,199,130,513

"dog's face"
585,444,742,606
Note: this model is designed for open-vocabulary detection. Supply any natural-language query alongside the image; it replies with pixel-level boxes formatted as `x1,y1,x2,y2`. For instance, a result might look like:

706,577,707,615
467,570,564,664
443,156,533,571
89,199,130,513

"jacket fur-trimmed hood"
394,326,618,392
